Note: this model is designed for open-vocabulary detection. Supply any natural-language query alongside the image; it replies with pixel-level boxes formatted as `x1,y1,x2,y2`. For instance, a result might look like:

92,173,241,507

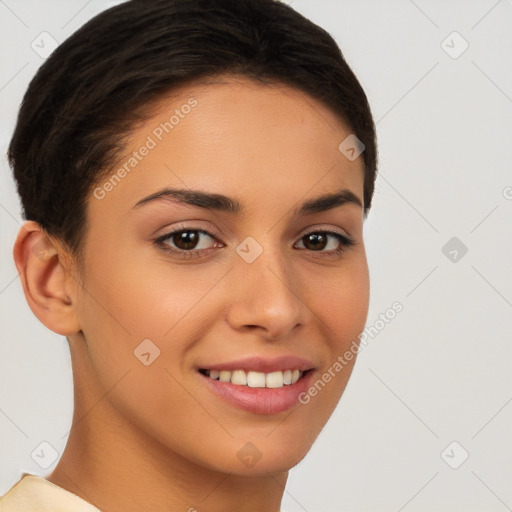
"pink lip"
197,355,316,373
197,368,317,415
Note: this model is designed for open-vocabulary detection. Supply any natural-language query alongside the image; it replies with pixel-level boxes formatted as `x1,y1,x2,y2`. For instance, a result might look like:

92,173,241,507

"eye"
154,226,222,259
154,225,355,260
295,230,355,258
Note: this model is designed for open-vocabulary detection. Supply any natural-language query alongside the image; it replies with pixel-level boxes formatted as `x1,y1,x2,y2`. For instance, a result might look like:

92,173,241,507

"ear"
13,221,82,336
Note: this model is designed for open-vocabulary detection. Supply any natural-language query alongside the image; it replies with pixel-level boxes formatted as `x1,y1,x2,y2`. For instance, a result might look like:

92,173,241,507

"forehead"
89,76,365,217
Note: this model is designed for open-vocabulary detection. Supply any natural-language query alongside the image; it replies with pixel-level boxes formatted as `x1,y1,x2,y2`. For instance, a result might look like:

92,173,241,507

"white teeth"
266,371,284,388
204,369,305,388
231,370,247,385
247,371,266,388
219,370,231,382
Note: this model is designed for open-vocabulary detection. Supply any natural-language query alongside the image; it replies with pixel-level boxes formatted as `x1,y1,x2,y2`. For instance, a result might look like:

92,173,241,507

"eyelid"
155,222,352,245
153,221,223,241
154,222,355,261
295,223,352,241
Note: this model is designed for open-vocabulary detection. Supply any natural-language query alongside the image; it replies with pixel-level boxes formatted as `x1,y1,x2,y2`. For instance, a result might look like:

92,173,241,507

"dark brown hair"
8,0,378,266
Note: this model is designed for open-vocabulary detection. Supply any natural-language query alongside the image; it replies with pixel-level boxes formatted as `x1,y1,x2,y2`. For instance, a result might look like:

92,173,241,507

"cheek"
80,248,220,342
309,257,370,349
74,258,220,456
331,270,369,345
74,250,226,411
298,257,369,412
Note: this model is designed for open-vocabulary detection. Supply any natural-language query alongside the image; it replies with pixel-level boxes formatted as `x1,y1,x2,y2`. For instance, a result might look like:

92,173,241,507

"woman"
1,0,377,510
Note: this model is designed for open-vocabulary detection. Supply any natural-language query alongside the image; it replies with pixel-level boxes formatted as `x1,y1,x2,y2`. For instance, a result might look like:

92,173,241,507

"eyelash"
153,225,355,260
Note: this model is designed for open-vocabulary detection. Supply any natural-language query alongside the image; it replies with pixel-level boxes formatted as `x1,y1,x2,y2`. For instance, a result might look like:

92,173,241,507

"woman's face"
74,76,369,474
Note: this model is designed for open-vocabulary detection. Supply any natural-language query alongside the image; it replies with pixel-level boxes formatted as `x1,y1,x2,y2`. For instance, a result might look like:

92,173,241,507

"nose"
225,244,311,341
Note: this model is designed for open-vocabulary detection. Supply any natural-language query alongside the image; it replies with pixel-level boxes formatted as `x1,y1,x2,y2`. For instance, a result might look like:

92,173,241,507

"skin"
13,75,370,512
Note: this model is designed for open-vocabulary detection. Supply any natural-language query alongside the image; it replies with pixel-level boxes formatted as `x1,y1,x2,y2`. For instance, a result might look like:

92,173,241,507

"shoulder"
0,474,101,511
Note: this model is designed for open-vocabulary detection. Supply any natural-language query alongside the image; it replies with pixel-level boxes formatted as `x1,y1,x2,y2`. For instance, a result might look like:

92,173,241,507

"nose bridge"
226,234,307,339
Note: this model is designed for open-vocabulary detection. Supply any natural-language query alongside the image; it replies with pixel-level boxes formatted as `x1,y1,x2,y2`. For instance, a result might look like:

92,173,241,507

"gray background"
1,1,511,510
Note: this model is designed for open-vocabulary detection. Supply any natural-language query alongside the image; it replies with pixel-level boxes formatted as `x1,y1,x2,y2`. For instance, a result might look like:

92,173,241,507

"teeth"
231,370,247,385
219,370,231,383
266,371,284,388
247,371,266,388
204,369,305,388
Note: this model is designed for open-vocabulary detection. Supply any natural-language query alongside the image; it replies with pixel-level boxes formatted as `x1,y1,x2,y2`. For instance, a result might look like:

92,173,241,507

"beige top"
1,473,286,511
0,473,101,511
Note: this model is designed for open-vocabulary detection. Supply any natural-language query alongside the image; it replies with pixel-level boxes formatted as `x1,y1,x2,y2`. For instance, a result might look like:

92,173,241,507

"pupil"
175,231,198,250
305,233,326,250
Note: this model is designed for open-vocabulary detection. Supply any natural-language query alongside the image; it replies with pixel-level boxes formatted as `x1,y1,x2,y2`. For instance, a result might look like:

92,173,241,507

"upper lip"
197,355,316,373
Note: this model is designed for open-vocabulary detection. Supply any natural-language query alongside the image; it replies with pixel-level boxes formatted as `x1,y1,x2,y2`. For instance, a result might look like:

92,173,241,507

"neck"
47,338,287,512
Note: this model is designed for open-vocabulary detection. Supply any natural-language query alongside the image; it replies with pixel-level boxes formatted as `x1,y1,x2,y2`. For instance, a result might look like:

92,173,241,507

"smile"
197,367,315,415
199,368,305,388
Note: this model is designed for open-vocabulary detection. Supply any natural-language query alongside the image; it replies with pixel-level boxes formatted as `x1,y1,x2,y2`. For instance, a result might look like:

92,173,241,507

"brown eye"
171,230,201,250
301,232,329,251
155,228,221,258
295,231,354,254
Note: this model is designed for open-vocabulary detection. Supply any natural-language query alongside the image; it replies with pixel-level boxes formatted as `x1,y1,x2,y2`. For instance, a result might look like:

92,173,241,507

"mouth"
198,368,310,388
196,363,316,415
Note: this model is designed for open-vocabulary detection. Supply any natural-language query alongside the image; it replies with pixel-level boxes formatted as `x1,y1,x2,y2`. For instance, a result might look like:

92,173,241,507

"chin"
193,429,318,476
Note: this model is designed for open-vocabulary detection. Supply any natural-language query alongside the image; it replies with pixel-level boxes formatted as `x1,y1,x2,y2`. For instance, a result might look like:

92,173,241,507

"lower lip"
198,370,315,415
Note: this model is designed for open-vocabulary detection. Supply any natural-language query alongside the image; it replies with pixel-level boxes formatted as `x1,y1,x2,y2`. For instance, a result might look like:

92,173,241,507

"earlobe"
13,221,82,336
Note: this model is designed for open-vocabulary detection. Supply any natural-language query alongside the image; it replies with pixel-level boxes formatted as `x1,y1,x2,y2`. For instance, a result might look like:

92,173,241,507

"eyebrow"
132,187,363,215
